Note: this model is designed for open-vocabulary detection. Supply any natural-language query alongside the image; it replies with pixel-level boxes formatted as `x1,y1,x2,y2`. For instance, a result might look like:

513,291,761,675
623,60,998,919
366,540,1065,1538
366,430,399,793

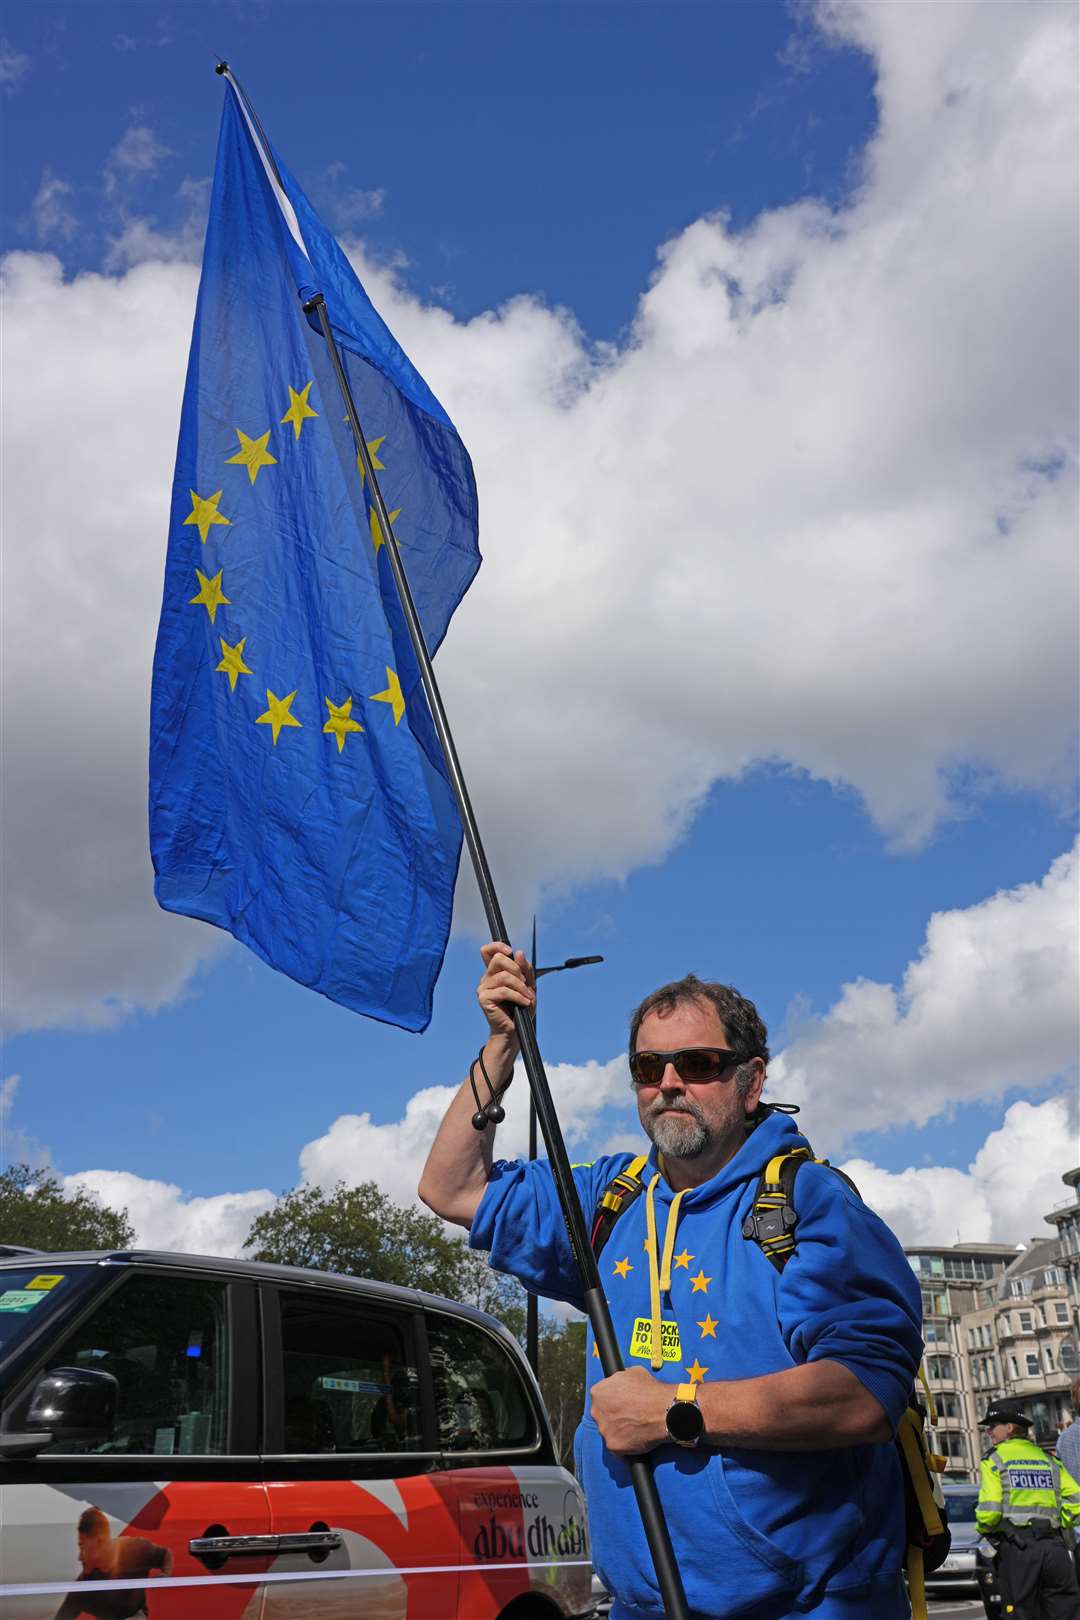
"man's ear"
743,1058,767,1113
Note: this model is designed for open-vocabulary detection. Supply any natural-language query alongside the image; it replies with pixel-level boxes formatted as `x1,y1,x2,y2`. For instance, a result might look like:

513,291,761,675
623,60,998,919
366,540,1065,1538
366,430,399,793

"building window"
1010,1357,1019,1379
1026,1353,1039,1376
1056,1304,1069,1323
1019,1312,1034,1332
927,1356,955,1383
1045,1347,1054,1371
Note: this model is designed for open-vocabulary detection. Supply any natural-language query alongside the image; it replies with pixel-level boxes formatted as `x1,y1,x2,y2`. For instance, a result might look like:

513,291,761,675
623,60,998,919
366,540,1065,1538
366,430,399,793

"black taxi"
0,1249,593,1619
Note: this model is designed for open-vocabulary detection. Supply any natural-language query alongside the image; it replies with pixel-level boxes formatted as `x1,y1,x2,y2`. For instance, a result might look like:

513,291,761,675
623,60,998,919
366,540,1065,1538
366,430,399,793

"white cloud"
0,38,29,87
300,1057,629,1211
62,1168,275,1257
770,842,1079,1148
30,171,77,244
0,252,229,1032
840,1096,1076,1248
104,177,211,271
104,124,171,195
1,0,1078,1029
323,161,385,228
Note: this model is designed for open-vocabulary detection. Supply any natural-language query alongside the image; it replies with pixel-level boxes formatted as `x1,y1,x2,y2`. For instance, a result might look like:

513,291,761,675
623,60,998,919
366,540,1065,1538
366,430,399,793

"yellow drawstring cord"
644,1175,687,1369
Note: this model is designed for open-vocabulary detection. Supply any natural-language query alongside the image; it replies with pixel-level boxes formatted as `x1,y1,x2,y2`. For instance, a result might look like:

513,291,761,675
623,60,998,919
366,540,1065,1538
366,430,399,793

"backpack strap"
741,1147,862,1271
590,1155,650,1261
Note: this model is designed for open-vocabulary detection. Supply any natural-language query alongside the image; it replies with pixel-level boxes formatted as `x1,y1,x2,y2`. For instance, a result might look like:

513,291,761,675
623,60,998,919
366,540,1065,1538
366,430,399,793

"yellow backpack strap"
917,1362,938,1426
741,1147,816,1270
591,1155,649,1260
906,1545,927,1620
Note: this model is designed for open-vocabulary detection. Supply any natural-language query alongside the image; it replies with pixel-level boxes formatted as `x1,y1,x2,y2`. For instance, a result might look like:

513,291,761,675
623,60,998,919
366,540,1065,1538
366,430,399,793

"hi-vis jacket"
976,1438,1080,1533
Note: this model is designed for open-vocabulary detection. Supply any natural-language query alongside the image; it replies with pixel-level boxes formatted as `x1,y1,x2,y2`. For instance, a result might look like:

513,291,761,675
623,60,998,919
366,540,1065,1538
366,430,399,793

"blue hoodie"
470,1111,923,1620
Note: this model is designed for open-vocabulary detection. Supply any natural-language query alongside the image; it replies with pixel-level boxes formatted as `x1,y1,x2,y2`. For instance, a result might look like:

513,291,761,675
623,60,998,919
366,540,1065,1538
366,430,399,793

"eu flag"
149,80,479,1030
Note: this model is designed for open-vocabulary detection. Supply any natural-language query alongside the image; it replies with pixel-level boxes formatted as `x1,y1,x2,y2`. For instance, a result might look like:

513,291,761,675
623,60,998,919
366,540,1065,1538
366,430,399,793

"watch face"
666,1398,705,1445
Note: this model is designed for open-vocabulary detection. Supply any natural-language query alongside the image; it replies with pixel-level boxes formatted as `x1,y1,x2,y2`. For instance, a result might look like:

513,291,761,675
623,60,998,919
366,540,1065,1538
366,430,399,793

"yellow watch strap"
675,1383,699,1404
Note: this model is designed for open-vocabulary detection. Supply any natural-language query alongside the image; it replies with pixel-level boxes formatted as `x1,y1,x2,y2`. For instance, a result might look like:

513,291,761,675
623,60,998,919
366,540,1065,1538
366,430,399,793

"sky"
1,0,1078,1266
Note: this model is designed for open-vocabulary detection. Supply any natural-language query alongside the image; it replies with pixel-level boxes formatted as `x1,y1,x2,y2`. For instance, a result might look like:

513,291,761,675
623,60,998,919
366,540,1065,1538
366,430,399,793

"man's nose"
657,1063,684,1093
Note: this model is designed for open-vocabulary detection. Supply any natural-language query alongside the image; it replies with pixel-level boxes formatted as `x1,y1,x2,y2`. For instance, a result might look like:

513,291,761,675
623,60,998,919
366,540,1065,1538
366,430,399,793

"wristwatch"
665,1382,705,1448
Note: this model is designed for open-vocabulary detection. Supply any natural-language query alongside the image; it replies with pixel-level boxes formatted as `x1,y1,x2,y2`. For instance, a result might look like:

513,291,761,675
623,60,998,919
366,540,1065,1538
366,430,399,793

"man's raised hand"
477,941,536,1042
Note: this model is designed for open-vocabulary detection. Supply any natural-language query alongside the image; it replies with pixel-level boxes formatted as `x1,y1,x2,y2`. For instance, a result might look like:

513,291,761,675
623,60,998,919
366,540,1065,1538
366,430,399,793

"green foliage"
0,1163,135,1252
242,1180,528,1337
538,1318,587,1470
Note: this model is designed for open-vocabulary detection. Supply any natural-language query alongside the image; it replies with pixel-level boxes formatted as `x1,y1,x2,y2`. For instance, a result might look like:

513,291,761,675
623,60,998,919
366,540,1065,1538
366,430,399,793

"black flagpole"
214,83,688,1612
528,921,605,1376
299,294,690,1620
528,916,539,1375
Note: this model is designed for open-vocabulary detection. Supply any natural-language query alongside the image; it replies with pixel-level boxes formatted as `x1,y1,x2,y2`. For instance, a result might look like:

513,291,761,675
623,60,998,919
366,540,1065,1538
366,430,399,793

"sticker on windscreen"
27,1273,64,1290
0,1289,48,1313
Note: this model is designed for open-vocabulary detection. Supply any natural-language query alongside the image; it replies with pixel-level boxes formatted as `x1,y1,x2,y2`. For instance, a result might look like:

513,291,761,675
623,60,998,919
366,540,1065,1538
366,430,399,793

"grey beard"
644,1102,709,1159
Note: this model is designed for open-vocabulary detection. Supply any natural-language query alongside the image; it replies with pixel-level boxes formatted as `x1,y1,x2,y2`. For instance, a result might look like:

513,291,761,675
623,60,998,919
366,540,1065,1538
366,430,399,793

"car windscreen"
944,1489,978,1523
0,1267,83,1355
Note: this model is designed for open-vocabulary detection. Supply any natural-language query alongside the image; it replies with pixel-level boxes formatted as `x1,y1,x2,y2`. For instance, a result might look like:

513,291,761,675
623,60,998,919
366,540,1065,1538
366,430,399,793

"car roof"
0,1248,506,1337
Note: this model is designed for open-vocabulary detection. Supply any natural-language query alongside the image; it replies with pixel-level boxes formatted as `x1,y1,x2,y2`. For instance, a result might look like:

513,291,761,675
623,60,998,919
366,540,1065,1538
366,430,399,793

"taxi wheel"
495,1597,564,1620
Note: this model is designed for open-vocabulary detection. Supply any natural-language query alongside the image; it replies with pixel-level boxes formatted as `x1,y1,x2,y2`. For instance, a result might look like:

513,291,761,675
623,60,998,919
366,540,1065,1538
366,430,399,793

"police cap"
981,1398,1033,1428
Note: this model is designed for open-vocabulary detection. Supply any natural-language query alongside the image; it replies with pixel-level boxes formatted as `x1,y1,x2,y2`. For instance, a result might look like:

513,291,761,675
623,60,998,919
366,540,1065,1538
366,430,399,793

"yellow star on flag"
227,428,277,486
369,505,401,552
215,637,252,693
256,688,301,745
643,1237,654,1254
690,1269,712,1295
281,382,318,440
673,1249,694,1270
685,1359,708,1384
356,433,385,485
370,666,405,725
189,567,229,623
591,1342,600,1359
612,1257,633,1279
183,488,230,544
323,695,364,753
697,1314,718,1339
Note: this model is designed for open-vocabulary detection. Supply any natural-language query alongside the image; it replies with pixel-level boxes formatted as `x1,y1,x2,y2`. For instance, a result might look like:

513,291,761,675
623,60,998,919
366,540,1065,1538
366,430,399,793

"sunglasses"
629,1047,745,1088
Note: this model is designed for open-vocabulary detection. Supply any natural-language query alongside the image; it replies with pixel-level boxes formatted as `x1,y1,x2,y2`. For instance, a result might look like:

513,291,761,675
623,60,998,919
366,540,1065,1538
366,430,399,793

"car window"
427,1312,537,1454
0,1267,83,1355
277,1293,423,1453
38,1271,228,1456
944,1489,978,1521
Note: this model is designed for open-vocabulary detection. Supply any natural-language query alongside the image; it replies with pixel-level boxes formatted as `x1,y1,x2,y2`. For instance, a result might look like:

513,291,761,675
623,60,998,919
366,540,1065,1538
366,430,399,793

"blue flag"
150,81,479,1031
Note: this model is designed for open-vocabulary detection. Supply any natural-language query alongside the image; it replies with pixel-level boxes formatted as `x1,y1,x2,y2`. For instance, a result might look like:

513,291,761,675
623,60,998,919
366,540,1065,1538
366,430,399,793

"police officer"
976,1398,1080,1618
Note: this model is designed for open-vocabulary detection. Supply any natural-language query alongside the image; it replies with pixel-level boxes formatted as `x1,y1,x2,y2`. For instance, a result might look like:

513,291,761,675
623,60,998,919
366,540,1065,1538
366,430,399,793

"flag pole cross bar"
302,291,690,1620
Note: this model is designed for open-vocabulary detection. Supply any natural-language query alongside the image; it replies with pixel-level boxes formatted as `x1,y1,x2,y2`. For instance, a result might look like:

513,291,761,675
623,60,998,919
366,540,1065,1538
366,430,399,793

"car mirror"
18,1365,119,1451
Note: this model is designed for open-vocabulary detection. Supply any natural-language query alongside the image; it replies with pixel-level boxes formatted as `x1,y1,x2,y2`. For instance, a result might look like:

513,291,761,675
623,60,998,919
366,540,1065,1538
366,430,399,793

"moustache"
644,1097,703,1123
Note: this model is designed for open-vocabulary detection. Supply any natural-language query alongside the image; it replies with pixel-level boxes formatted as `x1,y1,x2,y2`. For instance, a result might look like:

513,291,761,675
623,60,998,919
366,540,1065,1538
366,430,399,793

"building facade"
1044,1164,1080,1384
905,1243,1017,1478
905,1172,1080,1481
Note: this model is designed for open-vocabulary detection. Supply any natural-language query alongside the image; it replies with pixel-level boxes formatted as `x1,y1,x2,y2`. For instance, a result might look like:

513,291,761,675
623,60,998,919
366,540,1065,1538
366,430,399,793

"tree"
538,1318,587,1470
243,1180,468,1294
0,1163,135,1252
243,1180,528,1339
454,1245,528,1342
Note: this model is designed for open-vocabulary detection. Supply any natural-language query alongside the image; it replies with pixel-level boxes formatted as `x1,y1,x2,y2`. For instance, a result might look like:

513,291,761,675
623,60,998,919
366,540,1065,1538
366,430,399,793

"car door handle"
190,1534,282,1556
275,1532,344,1554
190,1532,344,1556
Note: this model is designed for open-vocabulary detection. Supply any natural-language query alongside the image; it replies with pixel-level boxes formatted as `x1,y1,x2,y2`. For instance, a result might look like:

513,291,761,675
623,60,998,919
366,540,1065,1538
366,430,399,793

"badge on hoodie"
629,1318,682,1362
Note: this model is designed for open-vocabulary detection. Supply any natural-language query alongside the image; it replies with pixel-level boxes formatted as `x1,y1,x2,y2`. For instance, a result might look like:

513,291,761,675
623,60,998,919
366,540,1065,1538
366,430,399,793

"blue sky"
2,1,1077,1256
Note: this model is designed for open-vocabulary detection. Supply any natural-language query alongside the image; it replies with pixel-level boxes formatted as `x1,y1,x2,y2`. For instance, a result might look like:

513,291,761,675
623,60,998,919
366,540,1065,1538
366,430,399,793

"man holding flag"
420,943,924,1620
152,69,740,1619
